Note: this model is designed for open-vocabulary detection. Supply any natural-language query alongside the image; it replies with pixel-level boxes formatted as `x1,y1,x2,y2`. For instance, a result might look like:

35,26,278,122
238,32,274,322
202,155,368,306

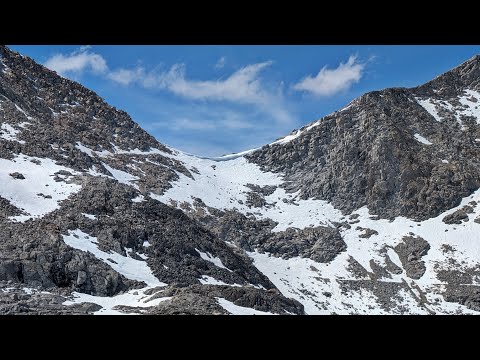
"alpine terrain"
1,45,480,314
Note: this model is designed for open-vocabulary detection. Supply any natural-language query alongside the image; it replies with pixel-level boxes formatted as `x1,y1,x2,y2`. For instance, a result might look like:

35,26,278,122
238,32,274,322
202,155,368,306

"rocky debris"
369,260,392,279
440,244,456,254
0,282,99,314
437,270,474,285
442,205,474,224
338,279,413,314
443,285,480,312
178,201,347,263
261,226,347,263
2,45,480,315
9,172,25,179
394,236,430,279
356,227,379,239
331,221,351,230
0,46,167,156
245,183,277,196
0,221,142,296
146,284,304,315
244,184,276,208
346,257,371,279
0,196,25,218
245,191,267,208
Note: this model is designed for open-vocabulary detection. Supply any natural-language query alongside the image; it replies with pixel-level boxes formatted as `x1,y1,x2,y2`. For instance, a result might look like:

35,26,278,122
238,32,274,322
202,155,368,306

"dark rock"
394,236,430,279
442,205,474,224
9,172,25,179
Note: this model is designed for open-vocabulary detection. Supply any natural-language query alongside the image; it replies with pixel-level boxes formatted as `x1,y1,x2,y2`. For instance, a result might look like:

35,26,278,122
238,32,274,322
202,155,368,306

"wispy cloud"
215,56,226,69
106,67,145,85
44,46,108,77
110,60,294,125
293,55,365,96
44,46,295,129
122,61,274,105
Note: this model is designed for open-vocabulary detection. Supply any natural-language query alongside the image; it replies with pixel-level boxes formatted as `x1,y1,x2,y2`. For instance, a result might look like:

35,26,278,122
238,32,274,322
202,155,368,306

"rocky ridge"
2,45,480,314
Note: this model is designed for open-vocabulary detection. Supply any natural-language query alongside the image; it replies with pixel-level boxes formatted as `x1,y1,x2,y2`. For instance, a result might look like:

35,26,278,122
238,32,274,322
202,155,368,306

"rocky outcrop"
394,236,430,280
442,205,474,224
247,57,480,221
146,285,304,315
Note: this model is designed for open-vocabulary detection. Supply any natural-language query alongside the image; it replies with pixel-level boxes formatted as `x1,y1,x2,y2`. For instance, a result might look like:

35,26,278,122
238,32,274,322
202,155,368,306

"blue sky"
9,45,480,156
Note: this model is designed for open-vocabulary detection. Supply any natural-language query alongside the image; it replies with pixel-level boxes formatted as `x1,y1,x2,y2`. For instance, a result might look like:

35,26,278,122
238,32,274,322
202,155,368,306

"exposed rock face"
247,55,480,222
442,205,474,224
177,202,346,263
0,282,101,315
443,285,480,312
146,285,304,315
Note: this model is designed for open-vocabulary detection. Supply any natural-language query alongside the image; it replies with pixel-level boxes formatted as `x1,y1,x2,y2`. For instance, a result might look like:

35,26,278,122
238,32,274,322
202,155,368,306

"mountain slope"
2,45,480,314
0,45,303,315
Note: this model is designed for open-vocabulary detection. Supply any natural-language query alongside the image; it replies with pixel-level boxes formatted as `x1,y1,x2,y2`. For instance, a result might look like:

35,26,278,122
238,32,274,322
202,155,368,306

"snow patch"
414,133,433,145
195,248,232,272
63,288,171,315
0,155,81,222
0,123,25,144
132,194,145,203
102,163,139,188
216,297,274,315
154,151,342,232
198,275,239,286
62,229,165,287
416,98,443,122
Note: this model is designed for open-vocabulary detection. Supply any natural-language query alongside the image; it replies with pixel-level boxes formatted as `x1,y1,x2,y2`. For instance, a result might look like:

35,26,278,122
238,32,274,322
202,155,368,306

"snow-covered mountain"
1,45,480,314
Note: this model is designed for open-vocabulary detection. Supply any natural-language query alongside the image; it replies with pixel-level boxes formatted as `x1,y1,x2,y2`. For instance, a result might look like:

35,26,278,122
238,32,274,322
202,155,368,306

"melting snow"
63,288,171,315
414,133,433,145
416,98,443,122
416,89,480,130
195,248,232,272
199,275,241,286
102,163,139,188
0,123,25,144
62,229,165,287
132,194,145,203
155,151,343,232
216,297,274,315
0,155,81,222
458,89,480,123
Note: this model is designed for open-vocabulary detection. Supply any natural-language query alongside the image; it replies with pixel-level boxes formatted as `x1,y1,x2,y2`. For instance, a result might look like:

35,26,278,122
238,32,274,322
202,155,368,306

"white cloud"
293,55,365,96
145,61,274,105
44,47,108,77
109,60,293,125
44,46,294,126
107,67,145,85
215,56,226,69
